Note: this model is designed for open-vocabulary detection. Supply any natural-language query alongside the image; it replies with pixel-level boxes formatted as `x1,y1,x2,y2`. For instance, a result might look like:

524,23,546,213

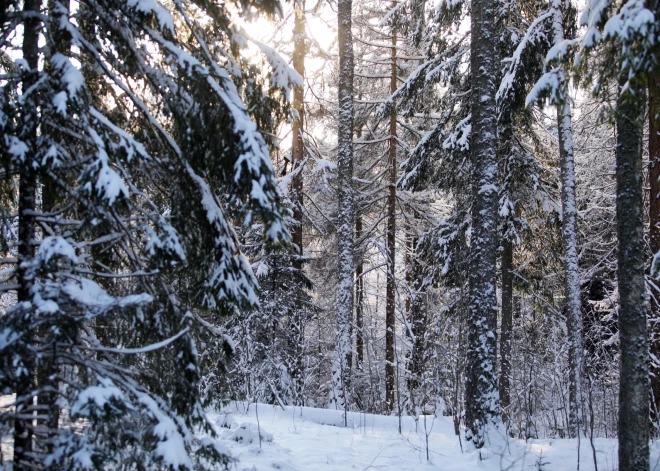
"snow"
35,236,79,265
96,165,129,204
443,115,471,151
4,396,660,469
138,394,194,470
526,71,559,107
497,12,552,104
127,0,174,33
252,38,303,94
87,128,130,205
63,277,153,313
208,403,660,471
51,54,84,97
603,0,654,41
313,158,337,172
228,421,274,444
6,136,28,163
53,91,68,115
71,377,125,417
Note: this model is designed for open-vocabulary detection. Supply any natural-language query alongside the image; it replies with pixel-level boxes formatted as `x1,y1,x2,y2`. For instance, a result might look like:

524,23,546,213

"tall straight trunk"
330,0,355,415
37,0,71,451
356,215,364,365
14,0,40,467
615,82,649,471
549,0,583,439
355,124,364,367
384,27,397,414
465,0,500,448
291,0,305,261
288,0,306,404
406,235,426,414
499,239,513,425
649,73,660,429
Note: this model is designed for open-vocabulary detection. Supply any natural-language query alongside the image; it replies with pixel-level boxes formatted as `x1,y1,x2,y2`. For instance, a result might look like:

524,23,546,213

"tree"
292,0,306,261
464,0,501,447
614,83,649,470
330,0,355,415
0,0,294,467
526,0,583,438
577,0,659,465
651,65,660,428
384,5,398,415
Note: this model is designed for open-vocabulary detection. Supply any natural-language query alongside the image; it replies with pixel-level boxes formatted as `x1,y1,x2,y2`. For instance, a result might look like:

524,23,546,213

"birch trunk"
616,82,649,471
465,0,501,447
549,0,583,439
330,0,355,416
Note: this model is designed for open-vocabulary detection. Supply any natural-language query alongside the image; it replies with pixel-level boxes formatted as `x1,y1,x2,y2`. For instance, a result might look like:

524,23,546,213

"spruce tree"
0,0,295,467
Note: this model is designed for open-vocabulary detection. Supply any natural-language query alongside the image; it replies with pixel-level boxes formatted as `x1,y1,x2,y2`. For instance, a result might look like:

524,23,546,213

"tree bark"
465,0,501,447
499,239,513,425
649,70,660,430
291,0,305,262
356,214,364,365
330,0,355,416
37,0,72,452
14,0,40,467
616,82,649,471
549,0,583,439
406,235,426,415
384,27,397,414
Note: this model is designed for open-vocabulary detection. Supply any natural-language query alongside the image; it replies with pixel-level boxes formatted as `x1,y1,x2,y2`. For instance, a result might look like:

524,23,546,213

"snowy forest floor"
213,403,660,471
3,396,660,470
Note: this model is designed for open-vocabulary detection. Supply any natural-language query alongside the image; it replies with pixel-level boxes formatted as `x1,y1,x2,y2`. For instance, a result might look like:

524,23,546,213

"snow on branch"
497,12,552,105
84,327,190,355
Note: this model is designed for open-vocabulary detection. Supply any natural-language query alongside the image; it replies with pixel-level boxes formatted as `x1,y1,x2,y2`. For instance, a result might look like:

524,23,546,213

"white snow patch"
229,422,273,444
207,402,660,471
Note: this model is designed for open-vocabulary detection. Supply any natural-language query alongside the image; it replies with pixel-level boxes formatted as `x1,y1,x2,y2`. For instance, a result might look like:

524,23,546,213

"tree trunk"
356,214,364,365
330,0,355,416
384,27,397,415
649,71,660,431
406,235,427,415
37,0,72,452
291,0,305,262
616,82,649,471
465,0,500,448
499,239,513,425
14,0,40,467
549,0,583,439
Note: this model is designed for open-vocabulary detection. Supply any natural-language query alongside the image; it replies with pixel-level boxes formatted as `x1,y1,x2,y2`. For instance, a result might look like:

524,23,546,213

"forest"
0,0,658,469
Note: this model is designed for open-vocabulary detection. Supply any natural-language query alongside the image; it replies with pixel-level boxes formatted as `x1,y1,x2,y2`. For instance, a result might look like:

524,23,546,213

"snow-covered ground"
213,403,660,471
3,396,660,469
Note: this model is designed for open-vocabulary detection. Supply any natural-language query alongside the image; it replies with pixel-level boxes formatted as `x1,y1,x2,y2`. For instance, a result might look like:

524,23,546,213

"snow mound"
217,413,238,429
230,422,273,444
